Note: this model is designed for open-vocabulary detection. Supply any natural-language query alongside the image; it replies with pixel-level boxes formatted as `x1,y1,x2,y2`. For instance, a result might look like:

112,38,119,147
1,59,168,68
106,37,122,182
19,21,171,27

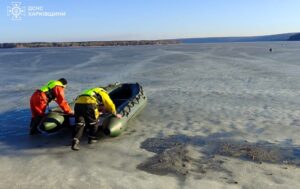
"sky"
0,0,300,43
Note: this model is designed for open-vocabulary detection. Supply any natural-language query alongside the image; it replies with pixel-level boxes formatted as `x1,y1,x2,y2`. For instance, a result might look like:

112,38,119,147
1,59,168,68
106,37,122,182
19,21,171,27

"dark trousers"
29,116,43,134
73,103,100,140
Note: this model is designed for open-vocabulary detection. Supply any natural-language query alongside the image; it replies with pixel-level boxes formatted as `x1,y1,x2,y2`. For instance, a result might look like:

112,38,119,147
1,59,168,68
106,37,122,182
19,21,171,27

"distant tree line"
288,33,300,41
0,40,179,48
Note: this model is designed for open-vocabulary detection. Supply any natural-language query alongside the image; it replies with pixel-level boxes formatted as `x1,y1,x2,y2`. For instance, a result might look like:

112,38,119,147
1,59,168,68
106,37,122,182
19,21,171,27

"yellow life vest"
75,88,106,104
39,80,64,101
75,87,116,115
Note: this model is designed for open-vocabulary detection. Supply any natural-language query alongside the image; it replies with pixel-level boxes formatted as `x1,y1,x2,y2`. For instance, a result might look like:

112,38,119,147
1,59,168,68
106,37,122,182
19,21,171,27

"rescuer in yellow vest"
71,87,122,151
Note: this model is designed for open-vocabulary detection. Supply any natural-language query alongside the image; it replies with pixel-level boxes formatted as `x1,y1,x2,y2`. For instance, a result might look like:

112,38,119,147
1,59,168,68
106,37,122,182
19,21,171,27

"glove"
115,114,122,119
67,111,75,116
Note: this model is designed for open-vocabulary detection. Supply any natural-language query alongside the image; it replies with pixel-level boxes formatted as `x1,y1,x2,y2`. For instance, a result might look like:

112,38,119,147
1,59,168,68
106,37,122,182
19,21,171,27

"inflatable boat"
38,83,147,137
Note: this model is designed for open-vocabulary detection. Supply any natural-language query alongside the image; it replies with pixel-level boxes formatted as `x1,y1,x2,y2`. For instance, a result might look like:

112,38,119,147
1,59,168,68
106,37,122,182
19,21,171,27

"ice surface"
1,42,300,188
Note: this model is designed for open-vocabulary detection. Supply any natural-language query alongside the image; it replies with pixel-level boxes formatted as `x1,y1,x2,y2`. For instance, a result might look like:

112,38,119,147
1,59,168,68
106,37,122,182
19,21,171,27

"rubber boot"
71,138,80,151
88,121,99,144
88,137,98,144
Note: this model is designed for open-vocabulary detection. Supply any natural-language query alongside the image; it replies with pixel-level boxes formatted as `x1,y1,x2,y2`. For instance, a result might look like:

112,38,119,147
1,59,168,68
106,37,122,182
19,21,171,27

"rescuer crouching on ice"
71,87,122,151
29,78,73,135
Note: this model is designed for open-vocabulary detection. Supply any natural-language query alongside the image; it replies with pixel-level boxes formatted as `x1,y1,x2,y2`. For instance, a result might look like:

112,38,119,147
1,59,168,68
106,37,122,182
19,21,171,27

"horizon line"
1,32,299,44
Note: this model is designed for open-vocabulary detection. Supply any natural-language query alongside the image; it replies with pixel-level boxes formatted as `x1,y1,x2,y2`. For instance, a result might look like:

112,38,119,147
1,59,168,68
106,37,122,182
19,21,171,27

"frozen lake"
1,42,300,188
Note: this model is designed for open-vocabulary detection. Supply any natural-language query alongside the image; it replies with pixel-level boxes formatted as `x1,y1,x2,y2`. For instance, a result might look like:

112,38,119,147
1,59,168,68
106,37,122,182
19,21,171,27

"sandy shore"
1,42,300,188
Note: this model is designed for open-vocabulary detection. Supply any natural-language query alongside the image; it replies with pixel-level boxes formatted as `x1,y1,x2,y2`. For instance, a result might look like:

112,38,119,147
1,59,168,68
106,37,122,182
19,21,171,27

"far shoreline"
0,40,180,49
1,32,300,49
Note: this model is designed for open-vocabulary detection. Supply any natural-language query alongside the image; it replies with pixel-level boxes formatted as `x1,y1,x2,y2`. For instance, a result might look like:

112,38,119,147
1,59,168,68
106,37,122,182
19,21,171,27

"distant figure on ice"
269,48,273,52
71,87,122,151
29,78,73,135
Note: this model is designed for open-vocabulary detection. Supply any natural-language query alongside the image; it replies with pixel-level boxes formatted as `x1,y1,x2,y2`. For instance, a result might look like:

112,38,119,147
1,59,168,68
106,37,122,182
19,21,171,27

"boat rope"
120,83,146,117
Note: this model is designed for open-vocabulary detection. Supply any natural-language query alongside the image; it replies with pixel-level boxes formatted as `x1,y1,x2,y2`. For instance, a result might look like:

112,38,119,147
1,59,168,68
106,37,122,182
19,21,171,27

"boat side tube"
104,83,147,137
